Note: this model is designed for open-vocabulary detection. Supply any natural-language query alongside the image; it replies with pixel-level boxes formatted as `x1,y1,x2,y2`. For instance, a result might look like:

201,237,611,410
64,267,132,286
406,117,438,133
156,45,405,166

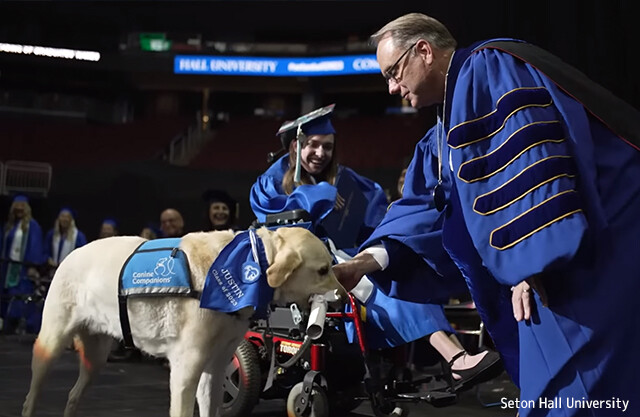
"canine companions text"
22,226,344,417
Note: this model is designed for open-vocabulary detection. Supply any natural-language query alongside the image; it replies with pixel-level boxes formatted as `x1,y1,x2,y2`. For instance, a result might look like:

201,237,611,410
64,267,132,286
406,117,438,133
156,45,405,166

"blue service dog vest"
118,238,198,348
120,238,194,296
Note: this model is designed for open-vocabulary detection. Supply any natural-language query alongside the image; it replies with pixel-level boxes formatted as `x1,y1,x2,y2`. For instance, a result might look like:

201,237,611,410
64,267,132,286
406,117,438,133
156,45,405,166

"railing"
164,111,214,166
0,160,52,197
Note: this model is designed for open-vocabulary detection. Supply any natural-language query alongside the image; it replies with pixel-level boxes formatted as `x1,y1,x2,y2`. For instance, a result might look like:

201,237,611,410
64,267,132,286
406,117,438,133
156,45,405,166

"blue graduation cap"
12,194,28,203
59,206,77,219
102,218,118,228
275,104,336,183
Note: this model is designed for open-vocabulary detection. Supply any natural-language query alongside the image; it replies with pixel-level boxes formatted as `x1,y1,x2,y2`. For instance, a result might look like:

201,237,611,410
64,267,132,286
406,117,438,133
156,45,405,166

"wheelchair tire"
221,339,262,417
286,381,329,417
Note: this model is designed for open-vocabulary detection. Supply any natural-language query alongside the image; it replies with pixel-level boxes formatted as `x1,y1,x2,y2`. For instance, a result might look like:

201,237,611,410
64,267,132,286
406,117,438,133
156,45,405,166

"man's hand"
512,274,548,321
332,253,382,292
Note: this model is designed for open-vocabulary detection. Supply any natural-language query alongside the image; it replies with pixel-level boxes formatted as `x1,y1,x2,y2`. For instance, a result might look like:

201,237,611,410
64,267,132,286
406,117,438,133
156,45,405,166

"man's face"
376,36,440,109
209,202,230,227
160,210,184,237
299,134,334,175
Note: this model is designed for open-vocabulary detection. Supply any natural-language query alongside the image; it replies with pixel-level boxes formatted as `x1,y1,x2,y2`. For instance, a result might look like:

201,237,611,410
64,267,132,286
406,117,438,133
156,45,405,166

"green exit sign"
140,33,172,52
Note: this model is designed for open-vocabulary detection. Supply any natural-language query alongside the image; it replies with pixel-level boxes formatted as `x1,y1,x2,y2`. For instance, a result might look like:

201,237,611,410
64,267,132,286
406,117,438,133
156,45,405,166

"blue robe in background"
44,228,88,266
250,154,454,349
1,219,45,333
443,39,640,415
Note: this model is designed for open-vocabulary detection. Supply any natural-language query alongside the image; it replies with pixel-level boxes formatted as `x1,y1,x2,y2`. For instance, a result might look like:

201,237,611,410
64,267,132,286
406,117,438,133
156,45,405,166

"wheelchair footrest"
397,390,457,407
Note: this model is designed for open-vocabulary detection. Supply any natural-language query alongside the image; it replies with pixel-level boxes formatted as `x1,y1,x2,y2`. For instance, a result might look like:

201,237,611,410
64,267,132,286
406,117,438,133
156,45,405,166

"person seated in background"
202,189,240,232
250,105,501,389
139,223,160,240
159,208,184,238
0,195,45,334
98,218,118,239
44,207,87,278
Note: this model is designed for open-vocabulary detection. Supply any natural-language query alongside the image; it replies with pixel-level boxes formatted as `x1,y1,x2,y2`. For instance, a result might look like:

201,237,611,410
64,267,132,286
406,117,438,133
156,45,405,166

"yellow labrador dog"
22,227,343,417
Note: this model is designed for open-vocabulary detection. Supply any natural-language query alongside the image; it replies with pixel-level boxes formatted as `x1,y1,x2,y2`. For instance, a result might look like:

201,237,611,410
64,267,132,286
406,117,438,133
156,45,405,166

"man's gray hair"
371,13,457,50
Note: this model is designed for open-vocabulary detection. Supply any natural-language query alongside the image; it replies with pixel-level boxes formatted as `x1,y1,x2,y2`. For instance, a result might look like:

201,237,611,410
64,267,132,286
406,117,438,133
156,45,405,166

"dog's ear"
266,246,303,288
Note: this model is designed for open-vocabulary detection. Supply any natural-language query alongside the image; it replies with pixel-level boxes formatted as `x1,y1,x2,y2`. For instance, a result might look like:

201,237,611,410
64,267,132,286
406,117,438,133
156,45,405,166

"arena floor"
0,335,519,417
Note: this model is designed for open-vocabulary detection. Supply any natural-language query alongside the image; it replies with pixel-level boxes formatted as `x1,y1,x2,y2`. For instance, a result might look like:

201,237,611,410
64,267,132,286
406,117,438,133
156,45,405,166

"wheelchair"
219,210,457,417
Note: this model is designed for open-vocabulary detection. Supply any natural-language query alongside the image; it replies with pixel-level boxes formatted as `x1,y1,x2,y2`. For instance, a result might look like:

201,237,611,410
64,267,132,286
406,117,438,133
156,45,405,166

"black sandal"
448,350,504,392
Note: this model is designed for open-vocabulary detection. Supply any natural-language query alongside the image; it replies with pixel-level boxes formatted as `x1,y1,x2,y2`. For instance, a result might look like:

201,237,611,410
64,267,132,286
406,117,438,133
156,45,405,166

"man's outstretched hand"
332,253,382,292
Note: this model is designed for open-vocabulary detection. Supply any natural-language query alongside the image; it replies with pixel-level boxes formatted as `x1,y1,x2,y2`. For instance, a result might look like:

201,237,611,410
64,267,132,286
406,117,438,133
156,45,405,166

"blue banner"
174,54,380,77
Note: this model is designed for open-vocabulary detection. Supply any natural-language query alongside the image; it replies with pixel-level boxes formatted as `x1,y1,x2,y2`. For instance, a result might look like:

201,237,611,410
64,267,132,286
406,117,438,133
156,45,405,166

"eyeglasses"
383,41,418,85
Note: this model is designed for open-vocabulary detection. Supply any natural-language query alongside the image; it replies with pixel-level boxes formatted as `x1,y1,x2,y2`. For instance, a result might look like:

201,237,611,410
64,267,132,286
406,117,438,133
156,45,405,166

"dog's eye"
318,266,329,276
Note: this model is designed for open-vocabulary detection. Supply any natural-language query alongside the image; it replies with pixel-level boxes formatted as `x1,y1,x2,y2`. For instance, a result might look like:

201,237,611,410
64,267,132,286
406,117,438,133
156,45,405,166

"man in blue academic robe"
334,13,640,416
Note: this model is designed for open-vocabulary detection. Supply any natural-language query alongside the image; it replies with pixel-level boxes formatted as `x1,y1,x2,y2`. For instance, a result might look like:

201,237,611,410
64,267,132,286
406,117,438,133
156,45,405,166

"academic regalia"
44,208,87,270
251,107,455,348
442,39,640,415
44,227,87,266
1,217,45,333
361,128,519,380
251,154,388,235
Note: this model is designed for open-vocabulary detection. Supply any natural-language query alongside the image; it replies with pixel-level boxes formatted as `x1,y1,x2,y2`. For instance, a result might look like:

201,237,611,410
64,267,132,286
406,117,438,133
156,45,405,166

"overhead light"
0,42,101,62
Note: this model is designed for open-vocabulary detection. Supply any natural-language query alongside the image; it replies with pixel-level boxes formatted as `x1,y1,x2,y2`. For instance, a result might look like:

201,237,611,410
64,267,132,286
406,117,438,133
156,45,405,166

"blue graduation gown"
362,128,519,381
44,228,88,264
250,155,454,349
250,154,388,234
1,219,45,332
444,39,640,415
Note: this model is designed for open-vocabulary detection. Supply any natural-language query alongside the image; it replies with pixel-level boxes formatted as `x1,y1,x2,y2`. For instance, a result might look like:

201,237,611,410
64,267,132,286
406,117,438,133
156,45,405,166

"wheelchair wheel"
286,381,329,417
221,339,262,417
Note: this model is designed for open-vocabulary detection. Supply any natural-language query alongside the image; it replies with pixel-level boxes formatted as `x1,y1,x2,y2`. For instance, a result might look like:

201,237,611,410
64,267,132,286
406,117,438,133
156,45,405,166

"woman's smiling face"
209,202,230,227
299,134,335,175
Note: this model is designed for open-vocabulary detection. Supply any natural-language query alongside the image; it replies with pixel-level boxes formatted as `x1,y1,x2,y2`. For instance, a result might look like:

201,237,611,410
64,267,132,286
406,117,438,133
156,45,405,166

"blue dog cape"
120,238,194,297
200,229,272,319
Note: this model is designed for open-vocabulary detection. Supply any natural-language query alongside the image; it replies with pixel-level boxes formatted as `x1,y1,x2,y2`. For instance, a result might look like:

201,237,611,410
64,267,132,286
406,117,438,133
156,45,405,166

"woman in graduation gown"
250,106,501,387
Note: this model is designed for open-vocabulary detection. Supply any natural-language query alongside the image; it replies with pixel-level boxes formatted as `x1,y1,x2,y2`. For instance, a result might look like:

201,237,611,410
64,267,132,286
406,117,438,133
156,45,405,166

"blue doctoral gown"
443,39,640,415
250,154,454,349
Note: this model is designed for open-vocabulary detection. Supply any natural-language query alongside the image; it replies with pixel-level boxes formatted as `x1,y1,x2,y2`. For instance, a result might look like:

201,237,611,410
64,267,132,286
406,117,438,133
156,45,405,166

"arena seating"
189,114,429,171
2,116,192,167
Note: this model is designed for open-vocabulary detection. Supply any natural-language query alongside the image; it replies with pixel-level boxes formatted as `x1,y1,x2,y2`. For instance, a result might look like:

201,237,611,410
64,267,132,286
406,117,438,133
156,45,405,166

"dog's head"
258,226,345,310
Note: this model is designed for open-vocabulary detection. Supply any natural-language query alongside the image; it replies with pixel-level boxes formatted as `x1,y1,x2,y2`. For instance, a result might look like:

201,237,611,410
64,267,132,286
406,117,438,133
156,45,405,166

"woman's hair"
370,12,457,50
4,201,33,234
282,137,339,195
53,217,77,243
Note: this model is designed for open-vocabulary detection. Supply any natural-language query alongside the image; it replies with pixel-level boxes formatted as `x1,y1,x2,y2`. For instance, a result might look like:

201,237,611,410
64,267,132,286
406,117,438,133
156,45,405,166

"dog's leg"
195,359,215,417
168,348,211,417
62,331,112,417
22,333,74,417
196,338,245,417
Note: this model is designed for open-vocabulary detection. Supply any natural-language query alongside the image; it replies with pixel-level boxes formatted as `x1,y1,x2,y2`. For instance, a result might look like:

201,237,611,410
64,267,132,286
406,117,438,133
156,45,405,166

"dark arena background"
1,0,637,236
0,1,637,416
